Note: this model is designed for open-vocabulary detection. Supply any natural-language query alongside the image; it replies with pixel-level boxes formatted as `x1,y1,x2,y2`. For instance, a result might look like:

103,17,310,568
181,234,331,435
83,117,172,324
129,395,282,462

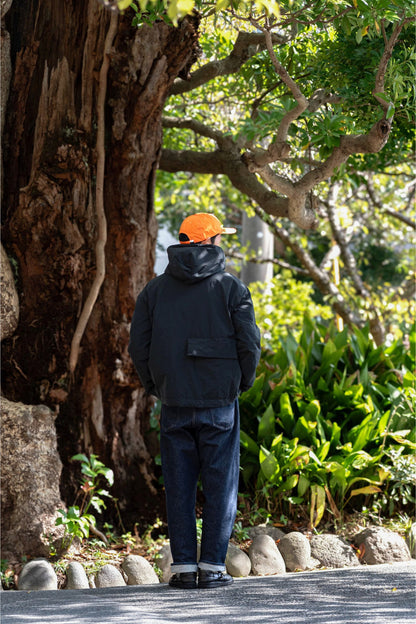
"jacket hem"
160,397,238,408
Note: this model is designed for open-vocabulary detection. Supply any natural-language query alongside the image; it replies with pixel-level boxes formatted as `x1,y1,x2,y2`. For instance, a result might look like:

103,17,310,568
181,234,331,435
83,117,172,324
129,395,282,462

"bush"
250,272,332,349
239,314,415,527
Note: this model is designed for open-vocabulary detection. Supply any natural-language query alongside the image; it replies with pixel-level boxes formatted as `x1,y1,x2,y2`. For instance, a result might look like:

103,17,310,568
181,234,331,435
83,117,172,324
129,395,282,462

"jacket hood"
165,244,225,283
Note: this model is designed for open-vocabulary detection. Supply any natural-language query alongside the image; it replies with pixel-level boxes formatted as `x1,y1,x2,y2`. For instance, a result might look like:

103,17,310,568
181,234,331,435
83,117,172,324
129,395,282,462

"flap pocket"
187,337,238,359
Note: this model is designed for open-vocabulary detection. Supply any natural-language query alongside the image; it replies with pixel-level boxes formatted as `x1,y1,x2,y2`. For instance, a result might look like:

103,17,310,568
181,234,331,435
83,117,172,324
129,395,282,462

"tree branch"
159,147,290,219
242,24,308,170
162,116,237,151
163,14,410,232
385,207,416,230
252,205,361,327
226,250,309,276
325,183,386,345
169,31,286,96
297,119,392,194
262,28,308,143
238,13,412,229
372,15,413,113
365,177,416,229
69,13,118,374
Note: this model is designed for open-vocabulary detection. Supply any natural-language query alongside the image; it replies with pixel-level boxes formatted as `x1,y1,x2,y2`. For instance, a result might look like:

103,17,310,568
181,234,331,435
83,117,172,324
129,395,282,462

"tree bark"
1,0,199,527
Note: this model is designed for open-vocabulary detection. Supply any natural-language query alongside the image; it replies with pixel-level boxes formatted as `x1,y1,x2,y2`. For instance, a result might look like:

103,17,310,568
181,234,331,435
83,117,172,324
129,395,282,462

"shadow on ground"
2,562,415,624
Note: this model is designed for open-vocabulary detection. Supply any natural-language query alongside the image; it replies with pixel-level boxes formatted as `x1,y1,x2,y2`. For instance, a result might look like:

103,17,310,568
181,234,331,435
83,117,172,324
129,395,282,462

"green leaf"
240,431,260,456
258,404,276,442
282,333,299,367
90,497,106,514
386,433,416,448
259,446,280,482
349,485,382,497
117,0,133,9
67,506,81,519
374,91,391,103
293,416,317,443
305,400,321,420
241,373,265,408
271,433,283,452
298,474,310,497
330,421,341,448
101,468,114,487
316,441,331,462
310,484,326,528
278,393,295,435
276,473,299,493
350,421,374,453
71,453,89,464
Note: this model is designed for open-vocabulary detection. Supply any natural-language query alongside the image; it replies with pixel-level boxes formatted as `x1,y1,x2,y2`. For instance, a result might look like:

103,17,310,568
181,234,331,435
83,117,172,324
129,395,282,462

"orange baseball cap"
179,213,237,244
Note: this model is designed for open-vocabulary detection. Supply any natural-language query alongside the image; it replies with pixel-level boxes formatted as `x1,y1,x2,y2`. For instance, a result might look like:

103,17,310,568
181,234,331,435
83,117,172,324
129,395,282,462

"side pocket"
187,337,238,359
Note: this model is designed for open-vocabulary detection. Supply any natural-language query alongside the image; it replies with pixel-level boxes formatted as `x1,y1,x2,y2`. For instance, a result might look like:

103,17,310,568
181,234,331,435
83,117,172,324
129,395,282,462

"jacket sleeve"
128,286,157,396
231,284,261,392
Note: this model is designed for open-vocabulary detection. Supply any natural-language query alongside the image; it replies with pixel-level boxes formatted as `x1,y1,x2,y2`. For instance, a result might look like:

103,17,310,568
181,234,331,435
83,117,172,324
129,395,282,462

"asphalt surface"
1,561,415,624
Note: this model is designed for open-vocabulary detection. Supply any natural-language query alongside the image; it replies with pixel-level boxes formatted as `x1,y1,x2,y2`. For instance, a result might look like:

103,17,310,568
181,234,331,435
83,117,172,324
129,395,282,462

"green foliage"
380,447,416,515
250,271,332,349
55,454,114,542
232,520,251,541
239,315,415,526
117,0,281,26
196,518,203,541
55,506,95,541
1,560,15,590
156,0,414,341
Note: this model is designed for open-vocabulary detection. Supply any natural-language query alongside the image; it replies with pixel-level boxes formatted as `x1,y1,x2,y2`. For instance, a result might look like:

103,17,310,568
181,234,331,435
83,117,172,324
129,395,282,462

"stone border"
8,524,414,592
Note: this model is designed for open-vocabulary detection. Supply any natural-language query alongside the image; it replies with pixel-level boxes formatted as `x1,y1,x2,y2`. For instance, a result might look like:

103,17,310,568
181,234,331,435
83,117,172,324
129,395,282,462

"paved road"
2,561,415,624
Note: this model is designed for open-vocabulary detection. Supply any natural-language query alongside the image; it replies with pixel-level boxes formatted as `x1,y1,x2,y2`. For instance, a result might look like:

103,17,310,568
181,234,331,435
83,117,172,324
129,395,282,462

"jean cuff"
171,564,198,573
198,562,226,572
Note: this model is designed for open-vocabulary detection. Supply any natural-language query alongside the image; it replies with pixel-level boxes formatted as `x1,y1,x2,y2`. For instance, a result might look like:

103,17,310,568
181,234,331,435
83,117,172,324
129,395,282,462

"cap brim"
221,227,237,235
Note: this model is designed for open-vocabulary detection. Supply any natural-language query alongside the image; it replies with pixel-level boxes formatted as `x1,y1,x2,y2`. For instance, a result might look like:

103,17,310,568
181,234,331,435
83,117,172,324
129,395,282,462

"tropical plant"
56,454,114,542
239,315,415,527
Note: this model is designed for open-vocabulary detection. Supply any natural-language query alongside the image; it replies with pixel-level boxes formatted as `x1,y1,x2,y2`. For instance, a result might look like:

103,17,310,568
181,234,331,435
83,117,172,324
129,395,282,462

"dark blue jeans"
160,399,240,574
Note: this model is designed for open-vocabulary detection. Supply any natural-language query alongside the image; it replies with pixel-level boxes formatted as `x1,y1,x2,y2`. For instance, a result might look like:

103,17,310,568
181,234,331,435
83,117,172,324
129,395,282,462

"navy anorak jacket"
128,244,261,407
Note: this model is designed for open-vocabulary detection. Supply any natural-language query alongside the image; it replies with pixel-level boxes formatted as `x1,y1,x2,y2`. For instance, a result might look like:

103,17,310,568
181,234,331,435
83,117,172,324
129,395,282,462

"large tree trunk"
1,0,199,528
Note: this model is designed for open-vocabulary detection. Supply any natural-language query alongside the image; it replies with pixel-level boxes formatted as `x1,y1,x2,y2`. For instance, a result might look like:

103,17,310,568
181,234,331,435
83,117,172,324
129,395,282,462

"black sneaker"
169,572,197,589
198,569,234,589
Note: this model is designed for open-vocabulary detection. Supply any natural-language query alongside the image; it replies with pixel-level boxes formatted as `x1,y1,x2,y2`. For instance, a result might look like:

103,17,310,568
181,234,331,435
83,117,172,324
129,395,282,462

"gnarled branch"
162,14,411,231
160,147,290,219
169,31,286,95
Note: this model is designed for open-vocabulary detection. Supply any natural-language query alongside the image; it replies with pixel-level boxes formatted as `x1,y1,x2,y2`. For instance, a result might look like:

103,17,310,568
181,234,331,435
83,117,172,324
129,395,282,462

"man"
128,212,261,589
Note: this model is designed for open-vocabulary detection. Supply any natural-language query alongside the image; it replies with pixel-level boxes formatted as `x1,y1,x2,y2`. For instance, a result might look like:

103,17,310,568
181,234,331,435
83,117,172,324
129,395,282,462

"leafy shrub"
250,272,332,348
239,314,415,526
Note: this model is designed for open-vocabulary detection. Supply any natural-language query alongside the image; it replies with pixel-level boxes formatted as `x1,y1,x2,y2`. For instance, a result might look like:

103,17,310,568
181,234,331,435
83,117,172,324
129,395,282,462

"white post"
241,213,274,285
